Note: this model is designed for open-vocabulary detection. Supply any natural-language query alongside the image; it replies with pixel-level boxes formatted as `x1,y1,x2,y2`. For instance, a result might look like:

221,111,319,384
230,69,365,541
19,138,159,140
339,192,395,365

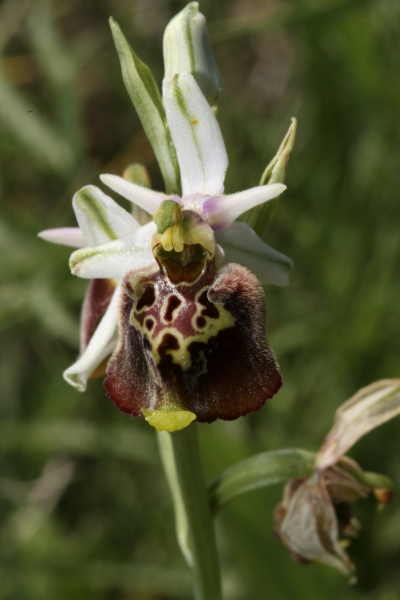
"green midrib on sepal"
77,190,118,241
173,76,205,183
183,3,197,75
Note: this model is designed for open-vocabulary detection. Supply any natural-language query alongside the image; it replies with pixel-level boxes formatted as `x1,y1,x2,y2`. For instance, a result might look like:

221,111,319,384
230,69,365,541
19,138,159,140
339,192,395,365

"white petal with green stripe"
64,284,121,391
69,222,157,279
163,2,221,107
110,18,180,194
216,222,293,286
73,185,139,246
163,72,228,197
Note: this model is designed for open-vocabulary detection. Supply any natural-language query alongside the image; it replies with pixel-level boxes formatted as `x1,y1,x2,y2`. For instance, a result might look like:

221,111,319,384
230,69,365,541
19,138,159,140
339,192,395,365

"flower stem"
158,425,222,600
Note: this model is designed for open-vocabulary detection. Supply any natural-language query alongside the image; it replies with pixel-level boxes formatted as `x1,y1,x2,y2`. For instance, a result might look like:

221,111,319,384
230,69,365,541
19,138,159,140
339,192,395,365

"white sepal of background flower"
275,378,400,578
278,474,354,576
317,379,400,470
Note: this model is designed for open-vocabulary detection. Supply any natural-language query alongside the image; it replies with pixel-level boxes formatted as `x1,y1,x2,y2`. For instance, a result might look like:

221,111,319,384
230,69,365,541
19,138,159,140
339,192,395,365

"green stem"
158,425,222,600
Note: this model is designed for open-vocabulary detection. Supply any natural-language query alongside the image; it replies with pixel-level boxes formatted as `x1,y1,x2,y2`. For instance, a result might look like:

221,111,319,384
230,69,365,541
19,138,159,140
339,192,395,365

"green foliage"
1,0,400,598
208,448,316,512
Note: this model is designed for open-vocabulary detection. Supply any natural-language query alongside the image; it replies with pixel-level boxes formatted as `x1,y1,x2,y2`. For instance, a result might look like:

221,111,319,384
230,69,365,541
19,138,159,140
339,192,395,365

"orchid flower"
39,4,295,431
274,379,400,578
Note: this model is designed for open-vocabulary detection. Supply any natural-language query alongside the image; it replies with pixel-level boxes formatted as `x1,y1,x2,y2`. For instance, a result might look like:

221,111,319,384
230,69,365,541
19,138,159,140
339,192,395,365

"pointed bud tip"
63,370,85,392
109,16,118,30
163,1,221,106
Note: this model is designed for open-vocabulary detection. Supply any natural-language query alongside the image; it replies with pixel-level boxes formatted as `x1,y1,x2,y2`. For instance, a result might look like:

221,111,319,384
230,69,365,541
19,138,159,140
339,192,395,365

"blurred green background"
1,0,400,598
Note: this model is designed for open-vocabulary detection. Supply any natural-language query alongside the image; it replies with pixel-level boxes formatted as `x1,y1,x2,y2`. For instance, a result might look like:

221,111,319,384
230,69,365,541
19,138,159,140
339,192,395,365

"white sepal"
163,72,228,197
69,222,157,279
73,185,139,246
216,222,293,286
63,284,122,391
38,227,85,248
100,174,169,215
317,379,400,469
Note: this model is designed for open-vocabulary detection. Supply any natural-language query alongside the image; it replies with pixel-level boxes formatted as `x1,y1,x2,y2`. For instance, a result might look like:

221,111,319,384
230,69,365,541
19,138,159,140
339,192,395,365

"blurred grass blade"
0,0,30,52
109,18,180,194
0,421,157,464
208,449,316,513
0,75,74,173
28,282,80,346
26,1,83,153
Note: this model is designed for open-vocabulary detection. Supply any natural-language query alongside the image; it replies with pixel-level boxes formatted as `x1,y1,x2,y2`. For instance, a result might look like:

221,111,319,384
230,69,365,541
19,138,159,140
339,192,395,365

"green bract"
110,18,180,194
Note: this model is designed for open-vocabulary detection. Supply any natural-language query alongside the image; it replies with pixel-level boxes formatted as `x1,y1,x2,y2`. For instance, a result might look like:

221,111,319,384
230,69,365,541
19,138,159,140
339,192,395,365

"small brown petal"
323,466,369,504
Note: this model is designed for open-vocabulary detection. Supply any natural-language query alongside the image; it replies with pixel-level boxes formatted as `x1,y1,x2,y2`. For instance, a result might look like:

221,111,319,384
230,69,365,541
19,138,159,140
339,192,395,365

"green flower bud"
163,2,222,107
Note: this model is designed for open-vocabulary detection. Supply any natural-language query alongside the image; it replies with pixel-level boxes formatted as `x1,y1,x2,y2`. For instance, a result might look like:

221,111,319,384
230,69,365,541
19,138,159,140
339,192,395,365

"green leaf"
109,18,180,195
260,118,297,186
207,449,316,513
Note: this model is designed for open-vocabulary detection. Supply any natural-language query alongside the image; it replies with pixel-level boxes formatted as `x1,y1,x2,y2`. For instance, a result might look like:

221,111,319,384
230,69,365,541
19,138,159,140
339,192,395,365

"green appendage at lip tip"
76,190,118,241
142,408,197,432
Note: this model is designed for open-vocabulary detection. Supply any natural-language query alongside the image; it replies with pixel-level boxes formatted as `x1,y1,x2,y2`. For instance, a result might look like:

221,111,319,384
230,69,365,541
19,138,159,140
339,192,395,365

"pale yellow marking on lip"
160,292,184,326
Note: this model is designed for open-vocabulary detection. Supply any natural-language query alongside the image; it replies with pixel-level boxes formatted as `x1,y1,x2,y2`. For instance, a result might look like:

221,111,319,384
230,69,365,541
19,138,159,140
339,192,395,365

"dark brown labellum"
104,257,282,423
